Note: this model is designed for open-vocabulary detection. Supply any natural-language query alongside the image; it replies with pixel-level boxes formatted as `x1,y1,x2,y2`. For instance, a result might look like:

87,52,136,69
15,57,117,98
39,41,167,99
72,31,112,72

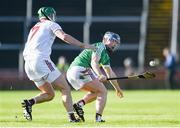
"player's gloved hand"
98,74,107,82
116,88,123,98
82,44,97,51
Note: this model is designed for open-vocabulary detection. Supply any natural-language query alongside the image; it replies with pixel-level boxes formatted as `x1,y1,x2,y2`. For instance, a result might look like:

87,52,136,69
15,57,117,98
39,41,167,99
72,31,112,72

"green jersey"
70,42,110,68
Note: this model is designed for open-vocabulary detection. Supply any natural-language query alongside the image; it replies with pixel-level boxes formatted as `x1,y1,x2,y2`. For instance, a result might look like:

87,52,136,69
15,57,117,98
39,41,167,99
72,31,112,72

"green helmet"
38,7,56,21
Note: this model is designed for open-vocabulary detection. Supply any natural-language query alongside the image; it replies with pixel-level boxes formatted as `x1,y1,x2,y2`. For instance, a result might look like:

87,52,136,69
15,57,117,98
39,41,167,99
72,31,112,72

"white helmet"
104,31,120,43
103,31,121,52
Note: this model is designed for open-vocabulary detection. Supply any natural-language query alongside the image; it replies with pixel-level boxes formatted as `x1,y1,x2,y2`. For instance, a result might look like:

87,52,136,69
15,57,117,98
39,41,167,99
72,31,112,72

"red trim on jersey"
29,26,40,41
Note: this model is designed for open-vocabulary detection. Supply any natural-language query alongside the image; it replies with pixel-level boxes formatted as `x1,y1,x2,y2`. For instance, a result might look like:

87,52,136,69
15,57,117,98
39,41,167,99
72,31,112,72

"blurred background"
0,0,179,90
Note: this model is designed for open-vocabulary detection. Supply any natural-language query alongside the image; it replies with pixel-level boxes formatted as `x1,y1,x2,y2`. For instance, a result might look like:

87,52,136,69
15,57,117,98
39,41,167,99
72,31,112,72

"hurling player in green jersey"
67,31,123,122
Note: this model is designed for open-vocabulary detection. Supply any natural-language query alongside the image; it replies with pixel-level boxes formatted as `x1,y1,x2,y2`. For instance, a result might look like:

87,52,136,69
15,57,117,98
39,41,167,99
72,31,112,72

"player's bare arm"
54,29,96,51
22,7,81,122
91,53,107,82
102,65,123,98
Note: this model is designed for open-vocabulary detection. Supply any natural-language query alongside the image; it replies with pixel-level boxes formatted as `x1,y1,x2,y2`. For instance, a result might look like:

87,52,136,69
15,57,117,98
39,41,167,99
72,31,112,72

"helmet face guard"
38,7,56,21
103,31,121,53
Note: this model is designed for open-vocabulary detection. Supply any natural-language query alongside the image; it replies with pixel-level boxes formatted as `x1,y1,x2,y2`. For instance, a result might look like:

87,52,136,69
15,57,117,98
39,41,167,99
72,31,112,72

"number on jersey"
29,26,40,41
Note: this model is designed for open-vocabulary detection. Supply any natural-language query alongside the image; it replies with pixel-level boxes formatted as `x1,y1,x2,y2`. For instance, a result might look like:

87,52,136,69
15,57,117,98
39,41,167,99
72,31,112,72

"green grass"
0,90,180,127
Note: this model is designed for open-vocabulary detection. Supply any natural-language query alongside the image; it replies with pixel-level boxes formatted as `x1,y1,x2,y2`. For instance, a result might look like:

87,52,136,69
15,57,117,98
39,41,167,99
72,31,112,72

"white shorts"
24,58,61,87
66,66,95,90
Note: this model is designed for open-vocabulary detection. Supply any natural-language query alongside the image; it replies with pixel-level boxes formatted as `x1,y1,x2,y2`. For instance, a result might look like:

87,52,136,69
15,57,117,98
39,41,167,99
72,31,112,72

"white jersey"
23,20,62,60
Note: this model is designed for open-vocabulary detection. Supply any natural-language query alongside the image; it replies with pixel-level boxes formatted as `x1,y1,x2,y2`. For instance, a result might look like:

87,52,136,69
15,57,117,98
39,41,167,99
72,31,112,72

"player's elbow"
91,60,98,68
91,57,99,66
61,33,69,42
56,30,69,42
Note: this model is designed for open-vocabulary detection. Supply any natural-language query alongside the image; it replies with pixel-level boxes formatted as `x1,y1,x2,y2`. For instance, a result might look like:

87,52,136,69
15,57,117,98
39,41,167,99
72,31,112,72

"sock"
68,111,76,121
77,100,85,107
96,113,102,121
28,98,35,106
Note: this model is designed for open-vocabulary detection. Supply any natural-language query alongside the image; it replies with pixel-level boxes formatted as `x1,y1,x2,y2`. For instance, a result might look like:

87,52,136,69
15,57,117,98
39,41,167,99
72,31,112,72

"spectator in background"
162,47,176,89
57,56,69,73
123,57,135,76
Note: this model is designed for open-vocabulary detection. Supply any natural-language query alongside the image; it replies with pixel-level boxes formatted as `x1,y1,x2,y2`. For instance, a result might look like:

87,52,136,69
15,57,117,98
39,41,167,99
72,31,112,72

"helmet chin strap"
41,10,51,21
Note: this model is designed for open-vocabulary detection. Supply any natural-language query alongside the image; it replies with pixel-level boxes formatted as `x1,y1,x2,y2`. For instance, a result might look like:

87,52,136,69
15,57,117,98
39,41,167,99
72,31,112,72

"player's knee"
103,88,107,95
59,82,71,92
46,91,55,101
61,86,71,95
99,86,107,95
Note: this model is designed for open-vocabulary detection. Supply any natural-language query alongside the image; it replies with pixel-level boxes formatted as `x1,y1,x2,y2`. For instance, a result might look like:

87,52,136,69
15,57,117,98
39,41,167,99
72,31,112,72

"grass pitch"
0,90,180,127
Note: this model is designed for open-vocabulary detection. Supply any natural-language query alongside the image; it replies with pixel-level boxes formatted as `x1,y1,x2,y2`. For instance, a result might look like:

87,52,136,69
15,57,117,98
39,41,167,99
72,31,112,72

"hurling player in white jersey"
22,7,95,122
